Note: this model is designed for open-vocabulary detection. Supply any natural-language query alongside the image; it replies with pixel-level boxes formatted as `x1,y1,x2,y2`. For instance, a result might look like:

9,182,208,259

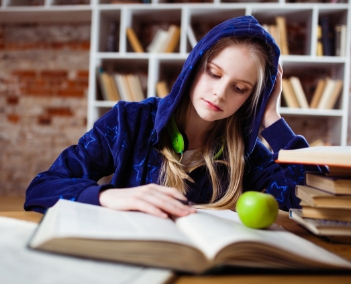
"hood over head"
154,15,280,156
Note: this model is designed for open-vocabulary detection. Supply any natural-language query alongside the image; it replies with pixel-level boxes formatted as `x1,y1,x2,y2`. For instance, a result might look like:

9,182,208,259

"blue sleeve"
24,106,122,213
243,118,323,211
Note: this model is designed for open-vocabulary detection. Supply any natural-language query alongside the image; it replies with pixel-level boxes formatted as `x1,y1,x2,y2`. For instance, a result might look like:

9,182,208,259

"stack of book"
276,146,351,243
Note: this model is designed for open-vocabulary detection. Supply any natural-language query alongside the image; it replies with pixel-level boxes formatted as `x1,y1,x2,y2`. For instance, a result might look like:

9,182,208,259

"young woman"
25,16,319,217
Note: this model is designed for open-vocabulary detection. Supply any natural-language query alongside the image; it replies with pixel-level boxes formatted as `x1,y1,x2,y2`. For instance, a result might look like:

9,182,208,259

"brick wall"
0,23,90,196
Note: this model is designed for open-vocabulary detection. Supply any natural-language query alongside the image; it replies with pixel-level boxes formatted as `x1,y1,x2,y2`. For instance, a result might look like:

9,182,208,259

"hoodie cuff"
77,184,113,206
261,118,296,153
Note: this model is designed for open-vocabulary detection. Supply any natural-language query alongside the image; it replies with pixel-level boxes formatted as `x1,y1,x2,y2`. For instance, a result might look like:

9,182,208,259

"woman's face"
189,44,257,125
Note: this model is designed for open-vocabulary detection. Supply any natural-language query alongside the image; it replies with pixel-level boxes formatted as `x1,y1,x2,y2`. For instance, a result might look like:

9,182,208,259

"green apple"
236,191,279,229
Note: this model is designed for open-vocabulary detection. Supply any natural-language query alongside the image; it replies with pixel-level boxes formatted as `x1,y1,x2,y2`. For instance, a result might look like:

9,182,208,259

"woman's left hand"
262,64,283,129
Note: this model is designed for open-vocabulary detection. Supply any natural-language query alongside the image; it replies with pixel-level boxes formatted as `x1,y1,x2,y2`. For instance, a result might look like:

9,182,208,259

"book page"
34,200,194,248
1,216,173,284
175,209,351,268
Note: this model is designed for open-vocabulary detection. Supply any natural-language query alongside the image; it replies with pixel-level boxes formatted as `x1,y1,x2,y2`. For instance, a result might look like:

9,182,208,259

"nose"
213,81,229,100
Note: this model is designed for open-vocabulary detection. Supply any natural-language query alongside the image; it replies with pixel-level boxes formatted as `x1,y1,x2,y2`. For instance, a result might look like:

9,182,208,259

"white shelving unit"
0,0,350,146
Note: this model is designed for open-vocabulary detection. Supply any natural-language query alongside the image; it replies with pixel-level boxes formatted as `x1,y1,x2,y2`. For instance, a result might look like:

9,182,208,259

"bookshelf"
0,0,350,146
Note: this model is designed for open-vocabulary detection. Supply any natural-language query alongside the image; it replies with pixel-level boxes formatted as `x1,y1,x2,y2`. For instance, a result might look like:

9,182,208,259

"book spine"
310,79,326,108
275,16,289,55
320,16,332,56
317,78,336,109
282,78,300,108
126,27,144,53
289,76,309,108
164,25,180,53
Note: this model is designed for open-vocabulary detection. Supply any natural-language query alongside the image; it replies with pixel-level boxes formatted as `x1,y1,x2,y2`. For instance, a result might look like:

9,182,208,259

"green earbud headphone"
167,115,224,159
167,115,188,154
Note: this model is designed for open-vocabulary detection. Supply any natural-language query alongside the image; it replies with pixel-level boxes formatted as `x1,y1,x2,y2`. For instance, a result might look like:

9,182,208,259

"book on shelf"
106,21,118,52
295,185,351,208
317,78,343,110
107,73,121,101
156,80,170,98
281,78,300,108
126,27,144,53
113,73,146,102
147,28,169,53
289,208,351,237
28,199,351,274
96,68,119,101
263,24,281,52
275,16,289,55
276,146,351,168
305,172,351,195
126,74,145,102
114,74,133,102
316,25,323,56
147,25,180,53
320,16,333,56
289,76,309,108
163,24,180,53
300,201,351,222
317,77,335,108
334,24,346,57
187,24,198,49
309,78,326,108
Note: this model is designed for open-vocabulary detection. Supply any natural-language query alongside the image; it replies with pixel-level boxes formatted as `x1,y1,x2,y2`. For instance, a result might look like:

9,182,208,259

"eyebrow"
209,62,255,87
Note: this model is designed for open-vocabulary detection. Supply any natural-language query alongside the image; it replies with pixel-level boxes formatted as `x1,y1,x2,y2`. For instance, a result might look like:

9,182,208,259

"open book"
28,200,351,274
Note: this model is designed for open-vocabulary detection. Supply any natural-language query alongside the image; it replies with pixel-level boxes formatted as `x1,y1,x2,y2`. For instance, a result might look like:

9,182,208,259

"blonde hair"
159,36,273,210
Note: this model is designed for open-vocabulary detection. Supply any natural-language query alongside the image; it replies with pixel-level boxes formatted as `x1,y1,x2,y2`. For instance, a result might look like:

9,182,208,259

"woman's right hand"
99,184,196,218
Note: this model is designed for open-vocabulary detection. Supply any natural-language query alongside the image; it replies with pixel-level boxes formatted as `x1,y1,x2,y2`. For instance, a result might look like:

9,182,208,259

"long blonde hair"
159,37,273,209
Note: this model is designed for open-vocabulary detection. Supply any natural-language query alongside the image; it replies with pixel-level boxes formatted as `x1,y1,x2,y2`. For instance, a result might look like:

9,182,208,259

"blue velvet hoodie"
25,16,316,213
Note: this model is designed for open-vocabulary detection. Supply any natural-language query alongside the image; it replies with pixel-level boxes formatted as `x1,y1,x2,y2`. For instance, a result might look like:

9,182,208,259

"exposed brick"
77,80,89,88
31,78,47,87
12,70,36,78
6,96,19,105
37,115,52,125
52,42,64,49
40,70,68,78
26,86,54,96
77,70,89,78
80,41,91,50
57,89,85,97
66,80,77,88
0,22,90,197
46,107,73,116
7,114,20,123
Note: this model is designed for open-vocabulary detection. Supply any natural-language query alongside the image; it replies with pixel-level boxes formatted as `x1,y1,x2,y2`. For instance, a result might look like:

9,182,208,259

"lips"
203,100,223,111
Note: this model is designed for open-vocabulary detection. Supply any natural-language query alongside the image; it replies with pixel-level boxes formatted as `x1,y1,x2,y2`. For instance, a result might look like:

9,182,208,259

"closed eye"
207,68,221,79
233,85,247,94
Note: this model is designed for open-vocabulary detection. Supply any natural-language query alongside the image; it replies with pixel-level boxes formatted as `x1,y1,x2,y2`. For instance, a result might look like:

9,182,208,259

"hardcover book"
276,146,351,168
290,209,351,237
296,185,351,208
305,173,351,195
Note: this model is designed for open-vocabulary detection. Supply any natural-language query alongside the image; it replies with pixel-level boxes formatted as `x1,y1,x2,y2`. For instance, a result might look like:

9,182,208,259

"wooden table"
1,196,351,283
